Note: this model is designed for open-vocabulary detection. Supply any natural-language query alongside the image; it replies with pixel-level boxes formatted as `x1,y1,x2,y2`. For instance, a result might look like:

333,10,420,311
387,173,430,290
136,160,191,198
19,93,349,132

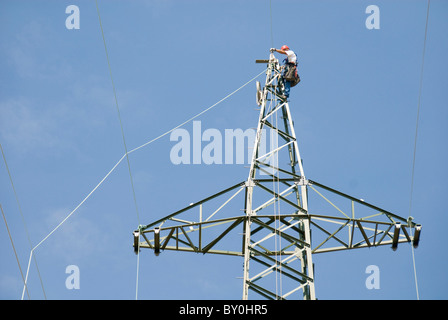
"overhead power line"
408,0,431,301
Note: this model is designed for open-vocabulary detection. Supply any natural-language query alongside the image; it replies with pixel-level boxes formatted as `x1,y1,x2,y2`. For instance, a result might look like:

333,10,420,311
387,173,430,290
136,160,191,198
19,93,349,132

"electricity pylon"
133,53,422,300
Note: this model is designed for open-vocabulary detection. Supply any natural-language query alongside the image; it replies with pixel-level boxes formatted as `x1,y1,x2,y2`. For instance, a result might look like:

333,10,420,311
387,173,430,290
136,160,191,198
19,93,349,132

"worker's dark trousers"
281,66,292,98
283,79,291,98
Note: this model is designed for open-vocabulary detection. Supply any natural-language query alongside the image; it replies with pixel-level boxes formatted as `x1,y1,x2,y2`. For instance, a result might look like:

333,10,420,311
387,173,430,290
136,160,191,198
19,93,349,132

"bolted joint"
245,179,256,188
295,177,309,186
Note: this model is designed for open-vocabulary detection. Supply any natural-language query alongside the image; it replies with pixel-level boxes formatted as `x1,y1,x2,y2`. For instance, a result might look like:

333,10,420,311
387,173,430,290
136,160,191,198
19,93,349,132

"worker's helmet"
281,45,290,51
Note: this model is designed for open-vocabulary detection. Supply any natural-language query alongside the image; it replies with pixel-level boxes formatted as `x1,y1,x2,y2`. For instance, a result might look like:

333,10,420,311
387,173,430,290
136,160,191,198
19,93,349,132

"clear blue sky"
1,0,447,300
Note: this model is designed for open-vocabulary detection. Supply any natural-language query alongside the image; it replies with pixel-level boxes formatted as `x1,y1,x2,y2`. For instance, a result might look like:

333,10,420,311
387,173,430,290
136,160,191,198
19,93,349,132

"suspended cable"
269,0,274,48
95,0,141,225
95,0,142,299
22,250,33,299
408,0,430,301
128,69,267,155
20,68,266,299
1,204,30,300
1,143,46,299
409,0,430,214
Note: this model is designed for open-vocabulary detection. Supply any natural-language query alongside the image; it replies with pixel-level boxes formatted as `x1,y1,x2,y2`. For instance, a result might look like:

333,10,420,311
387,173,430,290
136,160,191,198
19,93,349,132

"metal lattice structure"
133,53,421,300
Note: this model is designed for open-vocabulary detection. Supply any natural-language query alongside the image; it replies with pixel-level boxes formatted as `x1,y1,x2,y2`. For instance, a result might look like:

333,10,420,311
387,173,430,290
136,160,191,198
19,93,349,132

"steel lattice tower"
133,53,421,300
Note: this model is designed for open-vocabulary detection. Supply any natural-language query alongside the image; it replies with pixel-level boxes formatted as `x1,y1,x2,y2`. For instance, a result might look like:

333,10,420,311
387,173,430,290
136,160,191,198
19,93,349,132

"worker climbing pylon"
271,45,300,99
134,50,422,300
